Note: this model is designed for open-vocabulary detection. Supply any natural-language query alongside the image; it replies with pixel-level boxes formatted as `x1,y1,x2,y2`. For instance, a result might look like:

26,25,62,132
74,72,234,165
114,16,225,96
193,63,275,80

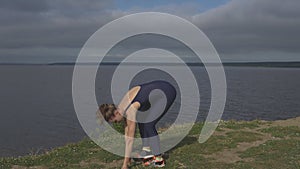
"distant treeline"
1,62,300,67
45,61,300,67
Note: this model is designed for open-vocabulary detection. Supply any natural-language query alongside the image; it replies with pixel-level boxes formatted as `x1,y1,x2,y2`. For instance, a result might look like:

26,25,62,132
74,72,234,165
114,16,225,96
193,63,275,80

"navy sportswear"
129,80,177,155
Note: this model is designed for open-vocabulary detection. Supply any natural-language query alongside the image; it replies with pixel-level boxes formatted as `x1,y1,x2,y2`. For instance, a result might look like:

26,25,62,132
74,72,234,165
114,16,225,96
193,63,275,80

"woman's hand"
122,156,131,169
122,157,131,169
121,163,129,169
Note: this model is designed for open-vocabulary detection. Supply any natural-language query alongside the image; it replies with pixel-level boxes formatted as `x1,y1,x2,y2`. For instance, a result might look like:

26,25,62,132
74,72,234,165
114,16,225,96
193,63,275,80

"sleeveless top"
129,80,175,112
122,80,176,118
130,82,151,111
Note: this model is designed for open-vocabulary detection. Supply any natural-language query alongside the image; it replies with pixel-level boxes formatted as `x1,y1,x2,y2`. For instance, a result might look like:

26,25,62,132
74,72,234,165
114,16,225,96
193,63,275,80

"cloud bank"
0,0,299,62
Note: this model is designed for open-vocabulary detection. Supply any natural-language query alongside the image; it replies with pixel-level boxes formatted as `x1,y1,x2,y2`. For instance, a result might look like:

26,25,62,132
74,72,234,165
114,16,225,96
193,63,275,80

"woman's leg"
137,122,150,148
140,84,177,156
144,97,176,155
143,121,160,155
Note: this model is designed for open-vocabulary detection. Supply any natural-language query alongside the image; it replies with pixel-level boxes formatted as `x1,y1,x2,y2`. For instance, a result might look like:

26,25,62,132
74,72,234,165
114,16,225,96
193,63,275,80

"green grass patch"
226,131,263,143
2,119,300,169
0,137,121,169
111,122,125,134
240,139,300,168
85,163,104,169
219,119,266,130
188,122,205,135
171,130,263,156
260,126,300,138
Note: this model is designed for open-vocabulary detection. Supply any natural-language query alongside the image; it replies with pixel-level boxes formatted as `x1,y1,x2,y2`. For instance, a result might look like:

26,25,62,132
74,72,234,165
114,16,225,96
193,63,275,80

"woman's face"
108,109,123,123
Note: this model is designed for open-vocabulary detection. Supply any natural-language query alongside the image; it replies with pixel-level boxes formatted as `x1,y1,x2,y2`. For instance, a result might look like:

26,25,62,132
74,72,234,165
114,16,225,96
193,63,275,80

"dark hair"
98,103,117,122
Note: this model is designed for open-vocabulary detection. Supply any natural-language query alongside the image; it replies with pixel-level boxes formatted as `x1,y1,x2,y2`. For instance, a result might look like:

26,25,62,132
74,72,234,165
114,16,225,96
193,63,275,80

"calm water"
0,65,300,157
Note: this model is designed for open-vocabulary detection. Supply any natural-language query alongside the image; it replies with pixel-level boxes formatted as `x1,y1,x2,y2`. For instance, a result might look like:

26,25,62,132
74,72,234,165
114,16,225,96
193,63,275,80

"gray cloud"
0,0,49,12
192,0,300,58
0,0,299,62
0,0,117,49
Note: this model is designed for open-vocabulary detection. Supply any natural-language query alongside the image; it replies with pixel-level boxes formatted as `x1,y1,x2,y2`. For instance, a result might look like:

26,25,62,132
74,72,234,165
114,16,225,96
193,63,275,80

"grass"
260,126,300,138
240,139,300,168
218,119,269,130
1,117,300,169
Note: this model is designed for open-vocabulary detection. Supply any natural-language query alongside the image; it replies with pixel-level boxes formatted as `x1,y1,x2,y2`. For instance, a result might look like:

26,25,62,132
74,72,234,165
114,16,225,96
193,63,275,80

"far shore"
1,61,300,68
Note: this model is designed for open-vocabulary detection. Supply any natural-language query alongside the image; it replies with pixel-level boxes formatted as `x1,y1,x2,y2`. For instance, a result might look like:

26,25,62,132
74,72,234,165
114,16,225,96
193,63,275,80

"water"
0,65,300,157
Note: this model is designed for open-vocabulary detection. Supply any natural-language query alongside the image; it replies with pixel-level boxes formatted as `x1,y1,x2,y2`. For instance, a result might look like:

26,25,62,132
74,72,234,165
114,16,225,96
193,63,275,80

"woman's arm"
117,91,132,115
117,86,140,115
122,103,139,168
117,101,128,116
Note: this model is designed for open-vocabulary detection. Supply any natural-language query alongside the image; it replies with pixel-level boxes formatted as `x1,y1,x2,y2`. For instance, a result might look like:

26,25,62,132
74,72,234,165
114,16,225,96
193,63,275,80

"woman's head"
97,103,124,123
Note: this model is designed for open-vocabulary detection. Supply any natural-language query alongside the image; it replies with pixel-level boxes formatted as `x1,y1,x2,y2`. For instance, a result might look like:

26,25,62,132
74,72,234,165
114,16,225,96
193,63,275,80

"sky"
0,0,299,63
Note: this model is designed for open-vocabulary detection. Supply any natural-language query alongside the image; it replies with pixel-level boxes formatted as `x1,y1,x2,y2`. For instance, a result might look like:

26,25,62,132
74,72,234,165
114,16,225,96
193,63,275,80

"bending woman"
98,80,176,168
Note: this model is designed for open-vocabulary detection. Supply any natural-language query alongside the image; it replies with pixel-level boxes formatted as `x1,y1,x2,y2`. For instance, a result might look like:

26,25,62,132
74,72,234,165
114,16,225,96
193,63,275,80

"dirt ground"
203,116,300,163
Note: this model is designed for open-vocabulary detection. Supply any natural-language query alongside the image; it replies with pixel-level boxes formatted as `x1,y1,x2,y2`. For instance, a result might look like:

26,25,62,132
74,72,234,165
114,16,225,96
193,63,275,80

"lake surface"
0,65,300,157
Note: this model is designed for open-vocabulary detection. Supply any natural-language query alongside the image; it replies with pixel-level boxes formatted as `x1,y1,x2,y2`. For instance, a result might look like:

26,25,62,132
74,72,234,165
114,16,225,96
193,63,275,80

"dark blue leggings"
137,83,176,155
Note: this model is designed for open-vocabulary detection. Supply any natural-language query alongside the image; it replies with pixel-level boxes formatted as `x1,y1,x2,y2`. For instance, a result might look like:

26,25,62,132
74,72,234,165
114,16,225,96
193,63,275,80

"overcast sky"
0,0,299,63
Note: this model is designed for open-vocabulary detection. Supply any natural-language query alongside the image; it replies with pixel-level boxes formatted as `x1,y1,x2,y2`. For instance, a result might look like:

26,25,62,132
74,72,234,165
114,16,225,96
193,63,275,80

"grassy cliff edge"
1,117,300,169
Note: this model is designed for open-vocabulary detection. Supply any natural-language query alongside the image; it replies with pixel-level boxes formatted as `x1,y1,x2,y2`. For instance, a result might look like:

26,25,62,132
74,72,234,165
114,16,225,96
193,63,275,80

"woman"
98,80,177,168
